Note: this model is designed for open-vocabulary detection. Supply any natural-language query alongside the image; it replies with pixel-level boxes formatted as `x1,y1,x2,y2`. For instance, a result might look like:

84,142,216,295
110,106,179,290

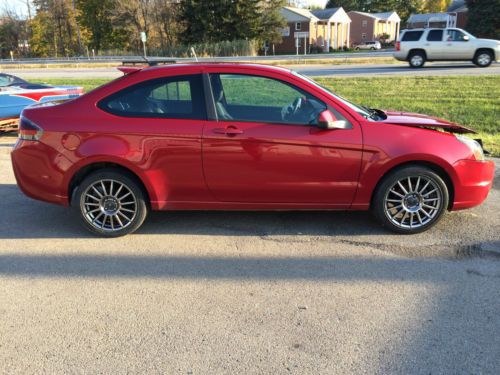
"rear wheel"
372,166,449,234
473,50,493,67
408,51,426,68
73,169,148,237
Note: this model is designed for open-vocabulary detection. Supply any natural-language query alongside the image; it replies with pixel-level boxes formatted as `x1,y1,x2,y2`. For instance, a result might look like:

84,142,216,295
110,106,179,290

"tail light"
19,116,43,141
395,41,400,51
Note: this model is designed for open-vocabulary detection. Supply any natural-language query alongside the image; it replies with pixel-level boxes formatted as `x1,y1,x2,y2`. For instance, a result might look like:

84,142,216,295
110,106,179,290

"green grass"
32,75,500,156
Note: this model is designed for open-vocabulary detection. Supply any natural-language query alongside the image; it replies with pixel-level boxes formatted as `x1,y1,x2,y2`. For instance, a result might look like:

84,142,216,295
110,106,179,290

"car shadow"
0,183,386,239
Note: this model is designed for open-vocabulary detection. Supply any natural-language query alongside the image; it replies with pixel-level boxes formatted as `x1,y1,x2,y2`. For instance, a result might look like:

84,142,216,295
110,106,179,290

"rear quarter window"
402,31,424,42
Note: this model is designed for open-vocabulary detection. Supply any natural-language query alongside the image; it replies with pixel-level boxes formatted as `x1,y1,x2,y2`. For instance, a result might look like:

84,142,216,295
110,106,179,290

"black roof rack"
122,58,178,67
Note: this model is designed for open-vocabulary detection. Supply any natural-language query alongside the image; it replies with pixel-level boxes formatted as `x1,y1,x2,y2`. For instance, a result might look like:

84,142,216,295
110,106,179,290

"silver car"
394,28,500,68
355,41,382,50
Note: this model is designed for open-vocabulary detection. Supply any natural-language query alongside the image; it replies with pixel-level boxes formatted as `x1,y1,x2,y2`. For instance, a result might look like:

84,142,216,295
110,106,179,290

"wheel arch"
475,47,495,56
369,160,455,210
408,49,427,60
68,161,152,208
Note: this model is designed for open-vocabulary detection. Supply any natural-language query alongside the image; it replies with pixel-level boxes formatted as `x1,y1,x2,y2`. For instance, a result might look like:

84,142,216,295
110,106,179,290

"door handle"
213,126,243,136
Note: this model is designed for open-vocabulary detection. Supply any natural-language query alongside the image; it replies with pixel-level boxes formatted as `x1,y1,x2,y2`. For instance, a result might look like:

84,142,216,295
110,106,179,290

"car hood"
476,38,500,45
381,111,475,134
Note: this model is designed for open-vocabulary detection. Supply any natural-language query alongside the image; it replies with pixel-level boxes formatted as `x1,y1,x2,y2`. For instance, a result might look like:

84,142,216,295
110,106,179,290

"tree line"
1,0,286,59
0,0,498,59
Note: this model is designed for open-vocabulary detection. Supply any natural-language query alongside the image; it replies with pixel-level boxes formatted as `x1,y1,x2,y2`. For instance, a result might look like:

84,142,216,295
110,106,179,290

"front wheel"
473,50,493,67
372,166,449,234
73,169,148,237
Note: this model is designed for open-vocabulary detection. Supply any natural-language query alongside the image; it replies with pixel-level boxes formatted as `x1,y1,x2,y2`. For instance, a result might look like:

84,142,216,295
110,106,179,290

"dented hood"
381,111,475,134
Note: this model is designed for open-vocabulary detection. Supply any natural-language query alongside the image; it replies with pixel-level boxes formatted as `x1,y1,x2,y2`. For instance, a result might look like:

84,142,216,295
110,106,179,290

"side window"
446,29,467,41
362,20,367,28
402,30,424,41
427,30,443,42
295,22,301,31
210,74,327,125
98,74,206,120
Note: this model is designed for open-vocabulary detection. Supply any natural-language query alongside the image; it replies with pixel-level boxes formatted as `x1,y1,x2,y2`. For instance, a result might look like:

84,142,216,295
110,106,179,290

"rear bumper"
393,52,407,61
11,140,71,206
451,159,495,210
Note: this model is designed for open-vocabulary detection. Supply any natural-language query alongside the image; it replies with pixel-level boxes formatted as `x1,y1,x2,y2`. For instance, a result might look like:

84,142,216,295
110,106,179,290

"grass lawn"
34,75,500,156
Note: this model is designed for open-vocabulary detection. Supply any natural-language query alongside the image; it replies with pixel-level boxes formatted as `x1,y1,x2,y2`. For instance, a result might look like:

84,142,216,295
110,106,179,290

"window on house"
362,33,367,40
295,22,301,31
362,20,367,28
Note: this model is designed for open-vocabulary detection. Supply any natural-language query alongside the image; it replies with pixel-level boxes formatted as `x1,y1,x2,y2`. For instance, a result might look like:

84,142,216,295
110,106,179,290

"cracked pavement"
0,152,499,374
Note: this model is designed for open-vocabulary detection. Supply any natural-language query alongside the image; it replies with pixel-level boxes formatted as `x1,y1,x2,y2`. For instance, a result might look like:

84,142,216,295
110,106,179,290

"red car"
11,63,494,237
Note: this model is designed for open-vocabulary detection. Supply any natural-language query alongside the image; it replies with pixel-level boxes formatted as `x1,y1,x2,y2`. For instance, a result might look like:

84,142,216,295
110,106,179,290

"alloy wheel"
477,53,491,66
383,175,443,229
410,55,424,67
80,179,138,232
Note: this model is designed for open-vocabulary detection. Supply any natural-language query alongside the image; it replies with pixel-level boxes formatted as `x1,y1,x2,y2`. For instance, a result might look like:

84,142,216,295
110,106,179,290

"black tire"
372,166,449,234
355,47,360,51
473,49,493,67
370,47,375,50
72,169,148,237
408,51,426,68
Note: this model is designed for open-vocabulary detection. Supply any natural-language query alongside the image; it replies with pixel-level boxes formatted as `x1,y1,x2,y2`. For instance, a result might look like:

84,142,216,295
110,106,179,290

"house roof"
349,11,400,22
311,8,340,20
448,0,467,12
311,7,351,23
280,7,319,22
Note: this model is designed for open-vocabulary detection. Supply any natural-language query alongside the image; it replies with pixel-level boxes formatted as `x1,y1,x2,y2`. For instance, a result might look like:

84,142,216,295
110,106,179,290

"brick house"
447,0,468,29
275,7,352,54
348,11,401,45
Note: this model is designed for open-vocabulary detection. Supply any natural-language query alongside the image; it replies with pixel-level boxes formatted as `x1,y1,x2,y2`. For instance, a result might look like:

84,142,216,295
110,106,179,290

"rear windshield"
402,31,424,42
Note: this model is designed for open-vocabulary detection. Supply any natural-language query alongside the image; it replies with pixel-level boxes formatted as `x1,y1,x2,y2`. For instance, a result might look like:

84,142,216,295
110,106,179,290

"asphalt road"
1,149,499,374
4,61,500,80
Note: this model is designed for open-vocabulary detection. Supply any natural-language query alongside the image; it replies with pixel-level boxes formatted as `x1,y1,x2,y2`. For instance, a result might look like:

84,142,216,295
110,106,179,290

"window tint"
210,74,327,125
99,74,206,120
402,30,424,41
446,29,467,41
427,30,443,41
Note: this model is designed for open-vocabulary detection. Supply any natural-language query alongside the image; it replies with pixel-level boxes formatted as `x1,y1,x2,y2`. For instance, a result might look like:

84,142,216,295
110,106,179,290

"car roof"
141,62,292,75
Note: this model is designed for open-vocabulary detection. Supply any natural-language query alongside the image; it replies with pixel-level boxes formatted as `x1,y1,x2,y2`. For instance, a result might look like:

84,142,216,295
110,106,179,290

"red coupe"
11,63,495,236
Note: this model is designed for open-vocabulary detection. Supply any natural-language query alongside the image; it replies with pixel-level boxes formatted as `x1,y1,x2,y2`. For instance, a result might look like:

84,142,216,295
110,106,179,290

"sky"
2,0,330,19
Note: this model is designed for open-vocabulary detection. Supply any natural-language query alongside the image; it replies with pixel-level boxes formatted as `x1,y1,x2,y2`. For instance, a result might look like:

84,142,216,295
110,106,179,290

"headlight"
456,135,485,161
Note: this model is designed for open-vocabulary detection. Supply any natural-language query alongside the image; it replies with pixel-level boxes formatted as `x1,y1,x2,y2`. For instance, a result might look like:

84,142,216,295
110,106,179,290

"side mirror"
317,110,349,130
463,35,470,41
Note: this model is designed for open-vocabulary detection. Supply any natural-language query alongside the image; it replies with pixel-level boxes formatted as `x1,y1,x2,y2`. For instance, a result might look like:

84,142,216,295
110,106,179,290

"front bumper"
11,140,71,206
451,159,495,210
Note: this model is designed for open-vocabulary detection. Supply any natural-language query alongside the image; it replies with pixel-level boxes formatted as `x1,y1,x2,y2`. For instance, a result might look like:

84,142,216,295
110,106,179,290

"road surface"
3,62,499,80
0,149,499,374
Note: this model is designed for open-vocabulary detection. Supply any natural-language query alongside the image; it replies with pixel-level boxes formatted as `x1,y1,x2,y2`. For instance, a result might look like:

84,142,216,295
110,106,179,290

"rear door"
201,71,363,207
424,29,446,59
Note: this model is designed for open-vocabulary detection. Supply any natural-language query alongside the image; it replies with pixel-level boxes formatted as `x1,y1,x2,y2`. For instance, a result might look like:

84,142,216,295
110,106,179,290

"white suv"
394,28,500,68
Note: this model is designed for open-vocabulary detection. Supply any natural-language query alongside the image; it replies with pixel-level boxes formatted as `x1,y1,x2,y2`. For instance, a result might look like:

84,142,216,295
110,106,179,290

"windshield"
291,71,373,119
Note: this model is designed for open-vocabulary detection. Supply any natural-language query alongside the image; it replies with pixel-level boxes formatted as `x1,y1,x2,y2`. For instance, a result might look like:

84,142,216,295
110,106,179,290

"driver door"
202,72,363,207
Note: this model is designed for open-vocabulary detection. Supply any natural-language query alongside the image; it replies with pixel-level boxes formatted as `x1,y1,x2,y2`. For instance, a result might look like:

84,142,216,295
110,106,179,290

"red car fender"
63,154,160,208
